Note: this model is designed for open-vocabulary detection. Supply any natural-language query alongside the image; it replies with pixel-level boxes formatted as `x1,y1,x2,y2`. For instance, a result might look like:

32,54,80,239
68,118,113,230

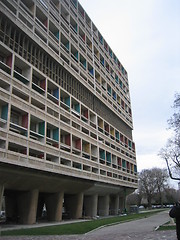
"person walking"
169,202,180,240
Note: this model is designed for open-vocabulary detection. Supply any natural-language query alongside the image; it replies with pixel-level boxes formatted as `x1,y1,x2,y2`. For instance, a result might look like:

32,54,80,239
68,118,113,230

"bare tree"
164,187,179,204
168,93,180,135
153,168,168,206
126,191,142,207
159,93,180,180
139,169,156,208
160,138,180,180
138,168,169,208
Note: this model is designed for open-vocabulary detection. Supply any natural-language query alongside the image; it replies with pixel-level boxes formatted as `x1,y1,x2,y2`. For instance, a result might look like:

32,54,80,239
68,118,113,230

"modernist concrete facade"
0,0,138,224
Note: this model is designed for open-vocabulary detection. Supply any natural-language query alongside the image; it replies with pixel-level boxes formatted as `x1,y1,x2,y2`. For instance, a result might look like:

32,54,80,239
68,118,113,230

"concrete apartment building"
0,0,138,224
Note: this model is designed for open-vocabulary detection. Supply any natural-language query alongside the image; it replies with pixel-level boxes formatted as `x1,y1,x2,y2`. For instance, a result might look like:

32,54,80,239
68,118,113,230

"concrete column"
84,194,98,218
98,195,109,216
119,189,127,213
45,192,64,222
18,189,39,224
0,184,4,212
109,194,119,215
65,192,84,219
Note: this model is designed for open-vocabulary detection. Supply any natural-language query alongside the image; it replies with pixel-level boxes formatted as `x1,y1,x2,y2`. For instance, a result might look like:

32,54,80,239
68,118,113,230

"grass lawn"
1,210,164,236
158,225,176,231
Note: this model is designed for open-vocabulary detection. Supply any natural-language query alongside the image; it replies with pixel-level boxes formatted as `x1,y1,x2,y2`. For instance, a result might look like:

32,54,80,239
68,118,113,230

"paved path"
0,210,177,240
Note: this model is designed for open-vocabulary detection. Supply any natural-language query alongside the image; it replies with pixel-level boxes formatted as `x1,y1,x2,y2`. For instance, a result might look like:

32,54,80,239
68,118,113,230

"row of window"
2,0,129,103
19,0,128,80
0,78,135,157
0,98,137,174
0,17,133,129
1,139,137,184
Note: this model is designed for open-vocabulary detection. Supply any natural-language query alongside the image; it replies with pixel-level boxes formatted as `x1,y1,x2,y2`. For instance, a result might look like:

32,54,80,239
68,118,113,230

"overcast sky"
79,0,180,177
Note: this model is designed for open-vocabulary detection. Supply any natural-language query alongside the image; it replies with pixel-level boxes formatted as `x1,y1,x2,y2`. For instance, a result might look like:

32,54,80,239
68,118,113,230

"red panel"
120,134,124,142
40,79,46,90
44,19,48,27
84,110,88,119
53,143,59,148
22,114,28,128
6,55,12,68
105,125,109,132
76,139,81,150
117,158,121,166
65,134,71,146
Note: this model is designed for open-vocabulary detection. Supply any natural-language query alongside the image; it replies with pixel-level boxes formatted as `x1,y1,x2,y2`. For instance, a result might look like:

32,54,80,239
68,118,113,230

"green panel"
38,122,45,135
65,96,70,107
107,86,111,95
115,131,119,140
53,128,59,141
83,60,86,68
122,160,126,168
55,31,59,39
115,75,119,84
100,149,105,160
75,103,80,113
75,51,78,60
128,140,132,148
1,104,8,120
106,152,111,163
66,42,69,50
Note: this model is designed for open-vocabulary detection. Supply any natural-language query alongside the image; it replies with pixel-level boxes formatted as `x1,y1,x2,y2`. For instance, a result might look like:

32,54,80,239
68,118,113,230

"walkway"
0,210,177,240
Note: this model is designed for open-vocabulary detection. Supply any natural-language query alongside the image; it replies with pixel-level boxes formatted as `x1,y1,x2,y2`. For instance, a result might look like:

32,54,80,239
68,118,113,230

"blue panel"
53,89,59,99
89,68,94,76
113,92,116,100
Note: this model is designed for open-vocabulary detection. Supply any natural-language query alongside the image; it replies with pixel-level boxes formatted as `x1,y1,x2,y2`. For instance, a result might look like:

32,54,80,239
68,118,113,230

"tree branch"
165,157,180,180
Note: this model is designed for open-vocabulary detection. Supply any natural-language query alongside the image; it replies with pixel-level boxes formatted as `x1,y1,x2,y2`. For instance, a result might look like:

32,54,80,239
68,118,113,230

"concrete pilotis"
45,192,64,222
119,195,126,213
18,189,39,224
98,195,109,216
84,194,98,217
109,194,119,215
65,192,84,219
